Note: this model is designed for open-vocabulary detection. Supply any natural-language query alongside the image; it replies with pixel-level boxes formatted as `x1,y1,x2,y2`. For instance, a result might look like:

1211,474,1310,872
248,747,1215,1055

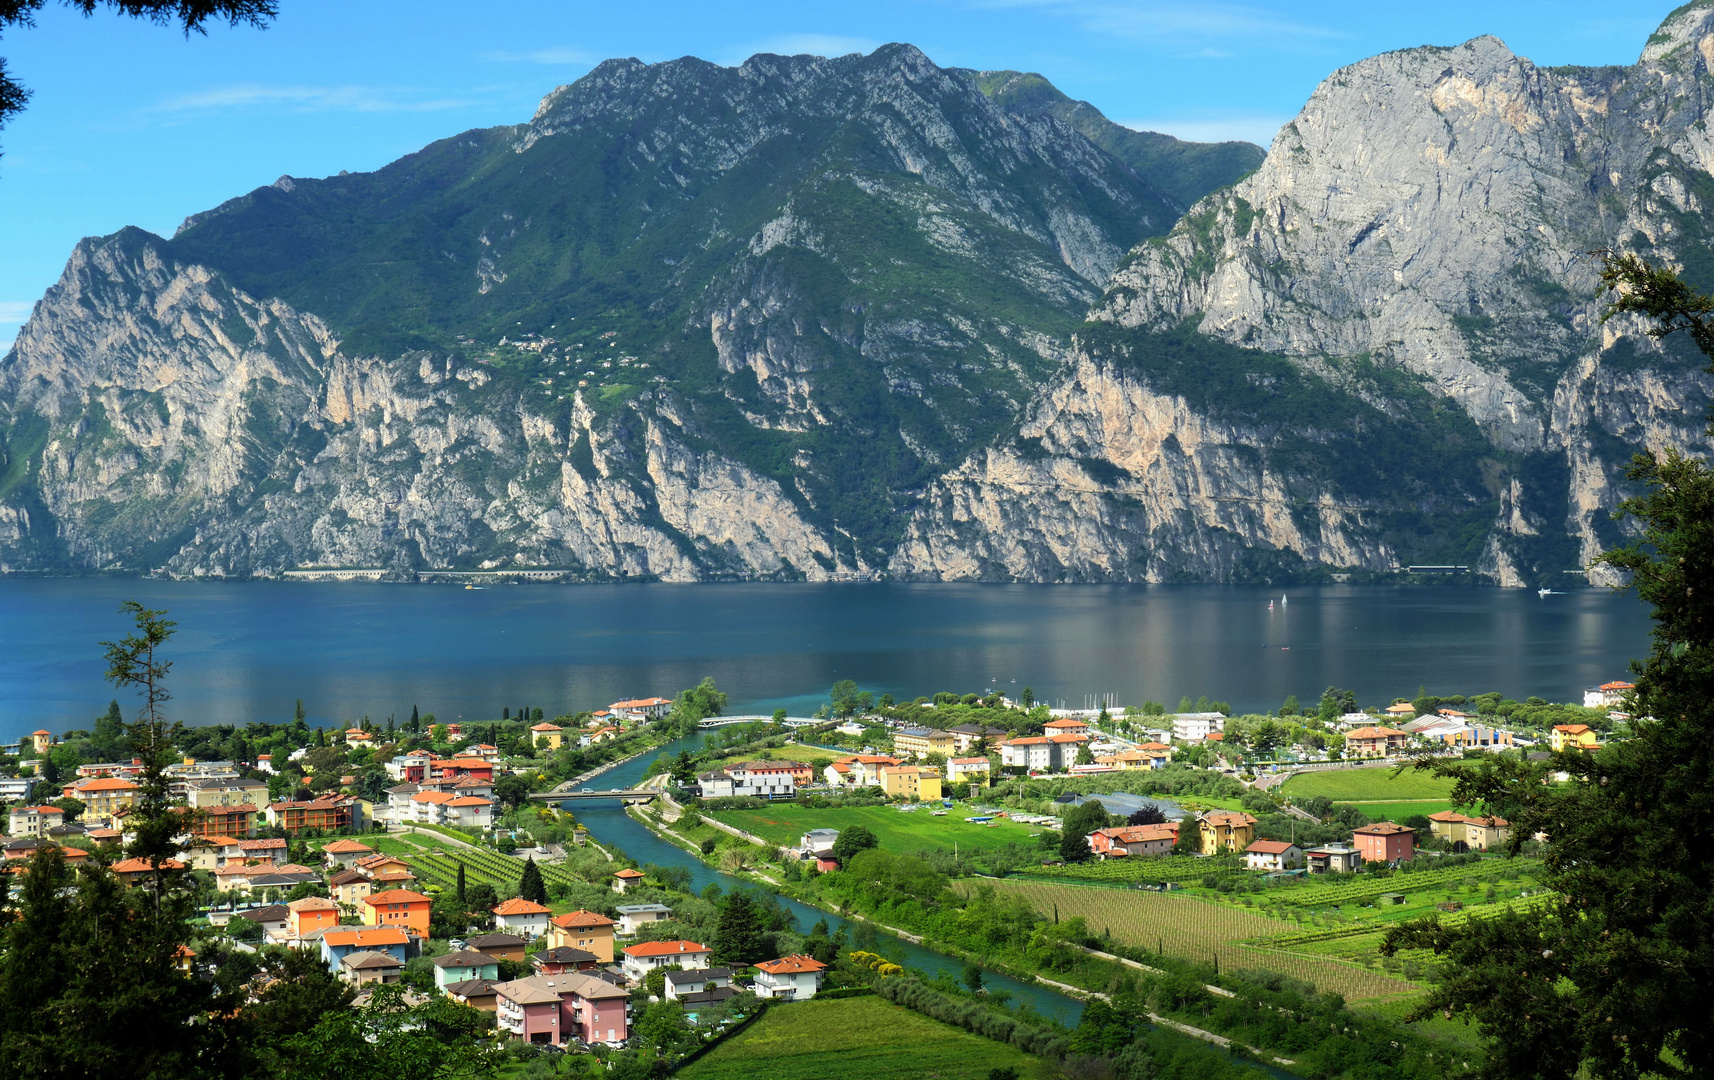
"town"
0,659,1632,1078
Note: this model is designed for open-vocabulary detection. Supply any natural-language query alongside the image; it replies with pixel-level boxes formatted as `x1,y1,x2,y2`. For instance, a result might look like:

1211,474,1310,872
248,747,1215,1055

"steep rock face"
0,45,1262,579
0,230,853,580
895,9,1714,585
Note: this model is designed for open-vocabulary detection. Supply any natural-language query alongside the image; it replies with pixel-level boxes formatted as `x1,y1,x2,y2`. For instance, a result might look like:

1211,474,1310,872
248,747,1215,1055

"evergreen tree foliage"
1059,799,1108,863
1383,253,1714,1080
831,824,878,864
517,858,548,906
710,890,768,966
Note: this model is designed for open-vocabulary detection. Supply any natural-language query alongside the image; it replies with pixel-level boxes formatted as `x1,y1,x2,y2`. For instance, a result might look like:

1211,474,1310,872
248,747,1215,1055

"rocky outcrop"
893,9,1714,584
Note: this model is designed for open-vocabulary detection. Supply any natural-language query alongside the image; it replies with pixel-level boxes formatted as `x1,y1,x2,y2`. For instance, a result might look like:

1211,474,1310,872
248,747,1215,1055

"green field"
1338,799,1454,821
678,995,1046,1080
1280,767,1457,803
710,802,1042,853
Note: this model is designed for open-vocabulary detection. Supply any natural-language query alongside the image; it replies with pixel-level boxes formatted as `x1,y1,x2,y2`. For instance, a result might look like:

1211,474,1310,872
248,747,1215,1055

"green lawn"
703,745,848,771
710,801,1042,853
1280,768,1457,803
678,995,1046,1080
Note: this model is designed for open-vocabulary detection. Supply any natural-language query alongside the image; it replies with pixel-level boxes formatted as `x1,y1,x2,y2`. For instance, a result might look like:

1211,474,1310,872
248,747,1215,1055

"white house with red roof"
492,897,552,937
7,804,63,838
620,940,709,982
610,697,674,720
752,954,827,1000
1243,840,1304,872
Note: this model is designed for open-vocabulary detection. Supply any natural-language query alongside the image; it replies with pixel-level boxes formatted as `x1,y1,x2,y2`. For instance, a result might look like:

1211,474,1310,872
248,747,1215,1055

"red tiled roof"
322,839,374,853
552,909,614,929
754,953,827,974
1245,840,1298,854
111,857,185,873
78,778,138,791
323,927,411,947
1347,727,1409,739
613,868,644,879
623,940,708,957
363,889,431,906
492,897,550,916
1353,822,1415,836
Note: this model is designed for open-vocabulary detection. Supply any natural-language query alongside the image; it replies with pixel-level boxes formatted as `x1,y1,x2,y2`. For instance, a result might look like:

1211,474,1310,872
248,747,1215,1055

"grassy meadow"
677,995,1047,1080
710,801,1043,853
1279,767,1457,804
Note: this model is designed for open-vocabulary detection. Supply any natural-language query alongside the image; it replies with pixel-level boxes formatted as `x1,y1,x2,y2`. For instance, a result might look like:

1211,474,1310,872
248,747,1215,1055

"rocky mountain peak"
1641,1,1714,65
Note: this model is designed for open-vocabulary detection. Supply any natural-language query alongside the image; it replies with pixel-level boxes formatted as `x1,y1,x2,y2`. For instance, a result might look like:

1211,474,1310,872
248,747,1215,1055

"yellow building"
946,757,991,788
549,910,616,962
77,777,140,826
892,728,955,759
879,765,943,801
529,723,564,751
1550,724,1600,752
1427,811,1512,851
1197,811,1258,855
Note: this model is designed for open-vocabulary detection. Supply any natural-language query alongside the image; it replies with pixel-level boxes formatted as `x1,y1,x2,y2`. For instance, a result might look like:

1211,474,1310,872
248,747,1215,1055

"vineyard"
1011,855,1243,886
973,878,1418,1003
1269,858,1542,908
398,841,597,896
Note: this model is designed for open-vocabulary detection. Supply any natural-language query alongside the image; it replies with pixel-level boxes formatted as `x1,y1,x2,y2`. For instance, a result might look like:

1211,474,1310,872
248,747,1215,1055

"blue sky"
0,0,1683,348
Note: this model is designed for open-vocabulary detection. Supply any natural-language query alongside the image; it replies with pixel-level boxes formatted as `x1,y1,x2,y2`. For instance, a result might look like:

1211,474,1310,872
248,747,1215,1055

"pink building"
492,973,631,1047
1352,822,1416,864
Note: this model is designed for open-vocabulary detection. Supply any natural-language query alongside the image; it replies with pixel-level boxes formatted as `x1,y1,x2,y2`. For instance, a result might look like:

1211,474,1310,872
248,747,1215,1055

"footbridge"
528,785,658,804
696,714,824,729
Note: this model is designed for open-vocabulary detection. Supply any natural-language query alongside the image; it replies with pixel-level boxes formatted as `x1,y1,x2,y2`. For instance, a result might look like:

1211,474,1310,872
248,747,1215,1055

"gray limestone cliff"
891,7,1714,585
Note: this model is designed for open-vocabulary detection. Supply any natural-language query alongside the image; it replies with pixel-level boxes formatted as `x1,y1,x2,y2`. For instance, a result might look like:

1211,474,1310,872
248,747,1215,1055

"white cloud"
1120,115,1290,148
480,47,598,65
0,301,33,324
151,85,478,115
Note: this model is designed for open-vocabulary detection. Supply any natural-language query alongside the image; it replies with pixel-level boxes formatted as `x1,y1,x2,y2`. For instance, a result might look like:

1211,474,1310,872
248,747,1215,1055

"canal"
552,734,1087,1025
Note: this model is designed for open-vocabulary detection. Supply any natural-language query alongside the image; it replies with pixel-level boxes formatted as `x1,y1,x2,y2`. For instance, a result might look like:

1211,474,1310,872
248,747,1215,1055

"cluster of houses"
1080,805,1512,872
203,841,826,1049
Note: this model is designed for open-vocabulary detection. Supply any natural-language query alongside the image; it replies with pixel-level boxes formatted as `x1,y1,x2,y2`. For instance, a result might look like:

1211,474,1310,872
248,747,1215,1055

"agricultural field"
973,878,1419,1003
678,995,1047,1080
1338,800,1454,822
709,802,1043,854
1279,767,1457,804
1017,855,1243,886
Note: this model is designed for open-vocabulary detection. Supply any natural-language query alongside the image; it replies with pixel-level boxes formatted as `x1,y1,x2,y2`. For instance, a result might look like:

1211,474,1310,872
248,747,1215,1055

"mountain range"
4,6,1714,585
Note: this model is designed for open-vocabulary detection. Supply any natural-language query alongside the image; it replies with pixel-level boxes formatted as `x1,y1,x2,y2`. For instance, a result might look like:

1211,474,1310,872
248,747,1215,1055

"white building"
1243,840,1304,872
997,733,1086,771
752,954,827,1000
695,771,735,799
621,940,710,982
615,904,673,936
946,758,991,787
1584,682,1635,709
7,805,63,839
491,897,552,937
1171,712,1226,742
724,762,799,799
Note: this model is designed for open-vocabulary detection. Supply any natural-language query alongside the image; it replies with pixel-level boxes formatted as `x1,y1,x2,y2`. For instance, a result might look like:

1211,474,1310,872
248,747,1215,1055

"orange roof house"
612,867,645,893
111,857,186,884
361,888,432,936
548,909,616,962
528,723,564,751
1344,726,1411,758
1352,821,1416,864
1551,724,1601,752
287,895,342,939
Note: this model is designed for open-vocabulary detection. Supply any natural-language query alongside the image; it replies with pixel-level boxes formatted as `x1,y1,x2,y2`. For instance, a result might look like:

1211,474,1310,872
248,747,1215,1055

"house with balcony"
1243,840,1304,872
1344,727,1412,758
1550,724,1601,752
7,805,63,838
492,897,552,938
1170,713,1225,742
947,725,1010,753
341,950,405,985
1196,811,1258,855
1305,844,1362,874
1427,811,1511,851
946,757,992,788
615,903,673,936
752,954,827,1000
893,728,956,759
322,839,375,868
286,896,341,941
433,950,501,989
621,940,710,982
465,932,528,963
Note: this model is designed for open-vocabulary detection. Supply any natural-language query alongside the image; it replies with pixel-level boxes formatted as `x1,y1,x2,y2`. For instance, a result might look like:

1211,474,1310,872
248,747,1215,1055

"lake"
0,579,1652,743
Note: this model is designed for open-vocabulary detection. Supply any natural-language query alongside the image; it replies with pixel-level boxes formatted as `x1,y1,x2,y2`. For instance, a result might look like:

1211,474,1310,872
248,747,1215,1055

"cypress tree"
456,862,466,904
518,858,548,905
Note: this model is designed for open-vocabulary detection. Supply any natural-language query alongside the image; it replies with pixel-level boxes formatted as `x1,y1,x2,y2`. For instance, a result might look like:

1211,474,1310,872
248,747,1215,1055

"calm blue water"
0,579,1651,743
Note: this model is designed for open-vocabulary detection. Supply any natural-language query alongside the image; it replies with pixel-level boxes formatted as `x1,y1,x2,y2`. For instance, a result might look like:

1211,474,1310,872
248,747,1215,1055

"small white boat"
1538,588,1556,597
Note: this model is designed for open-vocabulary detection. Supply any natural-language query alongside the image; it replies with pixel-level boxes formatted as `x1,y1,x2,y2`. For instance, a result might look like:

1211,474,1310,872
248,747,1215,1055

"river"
557,732,1087,1025
0,579,1651,743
